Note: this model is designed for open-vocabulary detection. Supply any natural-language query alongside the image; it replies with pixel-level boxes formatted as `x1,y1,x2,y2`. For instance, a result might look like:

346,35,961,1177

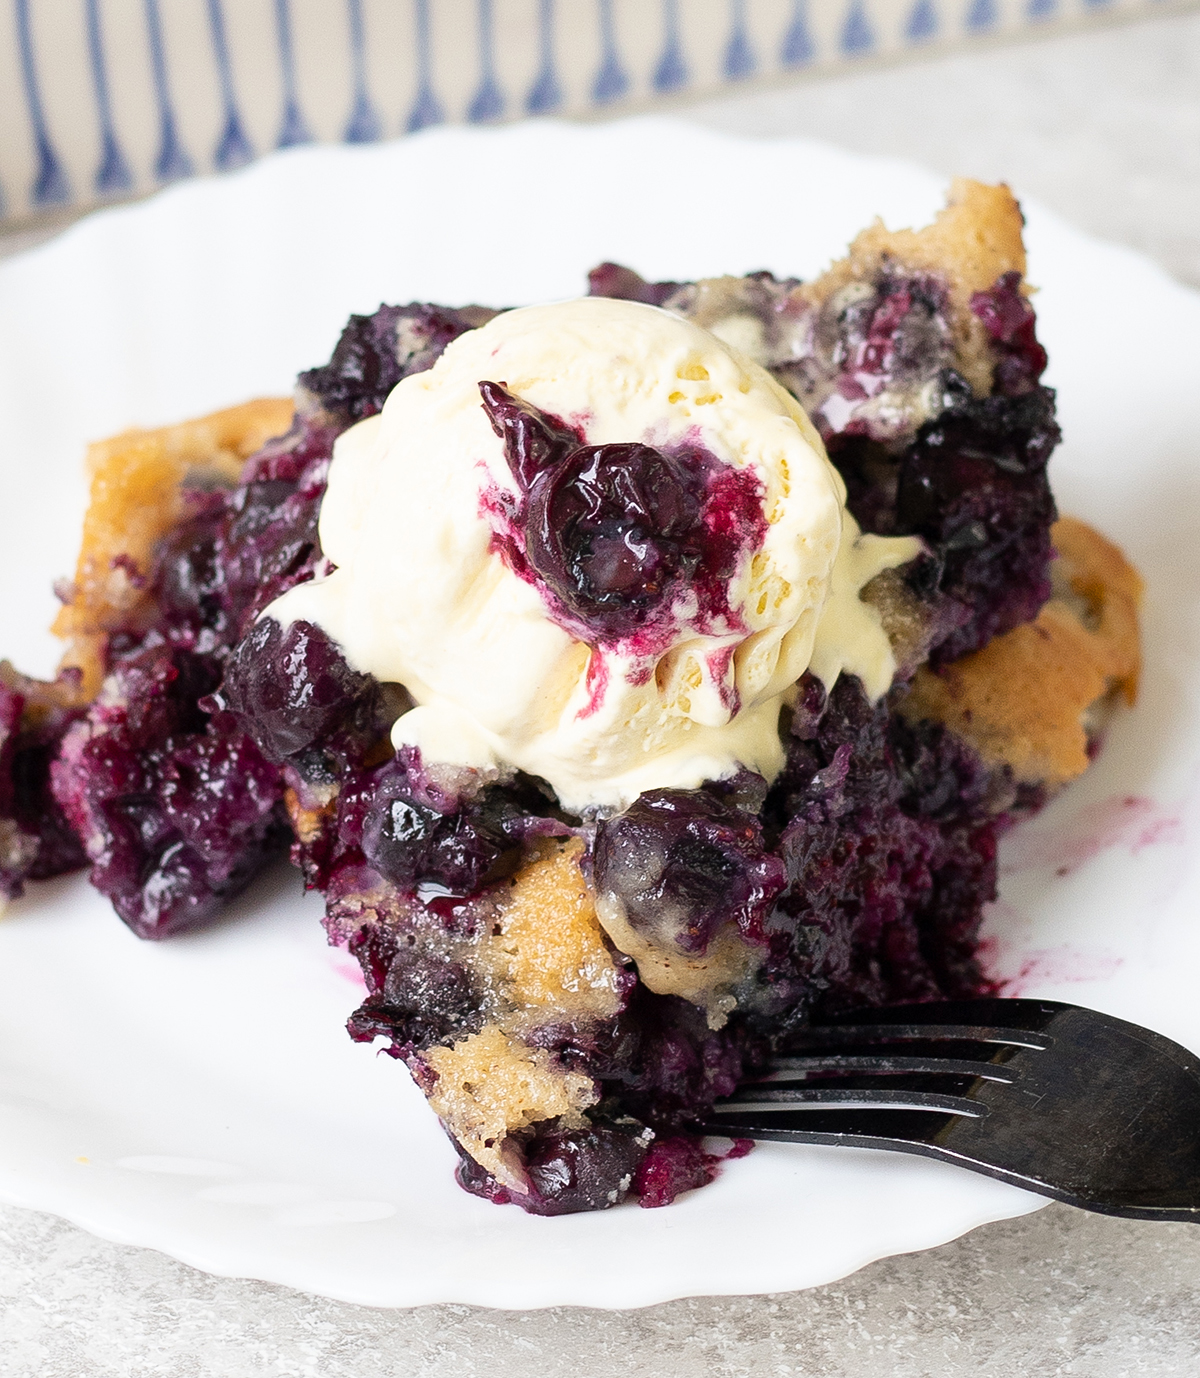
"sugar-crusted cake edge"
53,397,294,697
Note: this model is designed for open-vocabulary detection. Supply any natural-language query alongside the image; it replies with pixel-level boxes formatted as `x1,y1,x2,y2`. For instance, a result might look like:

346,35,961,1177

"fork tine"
764,1054,1016,1082
711,1085,986,1115
783,1023,1051,1051
698,1107,962,1150
700,1000,1200,1224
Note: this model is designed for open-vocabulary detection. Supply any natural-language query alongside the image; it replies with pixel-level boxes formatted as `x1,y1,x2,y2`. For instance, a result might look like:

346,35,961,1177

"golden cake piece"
901,517,1143,790
53,398,293,696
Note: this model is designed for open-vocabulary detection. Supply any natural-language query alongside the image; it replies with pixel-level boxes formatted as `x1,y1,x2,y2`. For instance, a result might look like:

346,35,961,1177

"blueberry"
594,788,784,954
480,382,713,639
347,939,482,1052
362,771,522,898
454,1124,650,1215
301,303,494,422
218,617,380,763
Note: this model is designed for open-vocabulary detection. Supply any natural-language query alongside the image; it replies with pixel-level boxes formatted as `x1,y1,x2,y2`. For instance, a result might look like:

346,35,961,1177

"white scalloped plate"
1,119,1198,1309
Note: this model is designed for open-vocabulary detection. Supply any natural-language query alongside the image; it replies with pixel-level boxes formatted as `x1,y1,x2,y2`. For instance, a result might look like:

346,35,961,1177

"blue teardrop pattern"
653,0,688,94
841,0,876,56
86,0,134,194
781,0,816,67
905,0,938,43
206,0,254,170
0,0,1177,225
468,0,506,123
965,0,998,33
144,0,194,180
526,0,563,113
407,0,446,132
274,0,314,148
723,0,757,81
15,0,71,206
343,0,382,141
592,0,630,105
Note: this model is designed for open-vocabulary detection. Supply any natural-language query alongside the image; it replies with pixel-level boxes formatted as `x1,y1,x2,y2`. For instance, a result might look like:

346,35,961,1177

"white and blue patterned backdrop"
0,0,1192,225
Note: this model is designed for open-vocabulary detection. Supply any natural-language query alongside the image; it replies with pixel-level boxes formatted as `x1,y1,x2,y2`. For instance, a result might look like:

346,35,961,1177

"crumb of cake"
282,780,338,848
860,565,939,674
424,1023,597,1189
54,398,294,696
901,518,1142,789
484,839,624,1026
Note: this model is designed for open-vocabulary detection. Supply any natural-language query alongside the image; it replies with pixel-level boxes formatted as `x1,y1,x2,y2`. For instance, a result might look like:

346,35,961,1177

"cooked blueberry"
594,789,784,955
520,1124,649,1215
892,388,1058,663
453,1123,650,1216
633,1135,719,1208
48,647,288,941
0,679,85,899
226,479,296,545
757,675,1002,1017
477,380,576,490
362,775,522,898
301,303,493,421
154,505,227,630
528,442,708,623
218,617,379,763
971,271,1048,396
480,381,715,638
347,941,481,1052
586,262,684,306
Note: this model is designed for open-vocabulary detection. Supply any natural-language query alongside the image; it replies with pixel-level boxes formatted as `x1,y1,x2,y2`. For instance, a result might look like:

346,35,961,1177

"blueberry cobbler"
0,181,1142,1215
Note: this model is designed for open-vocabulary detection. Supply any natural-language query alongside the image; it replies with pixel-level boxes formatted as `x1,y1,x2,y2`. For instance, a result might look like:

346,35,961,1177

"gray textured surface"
4,12,1200,1375
3,1200,1200,1376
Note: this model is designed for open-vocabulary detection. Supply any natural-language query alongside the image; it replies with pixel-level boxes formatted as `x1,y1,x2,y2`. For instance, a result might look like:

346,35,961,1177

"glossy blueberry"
455,1123,649,1215
594,788,784,954
218,617,380,763
361,764,524,899
480,381,714,638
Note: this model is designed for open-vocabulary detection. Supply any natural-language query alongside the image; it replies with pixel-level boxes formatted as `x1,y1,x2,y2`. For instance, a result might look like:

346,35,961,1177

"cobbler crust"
901,517,1142,789
53,397,293,696
802,177,1028,398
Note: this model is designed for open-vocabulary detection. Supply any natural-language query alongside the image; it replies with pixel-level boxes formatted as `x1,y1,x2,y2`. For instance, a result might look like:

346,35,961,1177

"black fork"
700,999,1200,1222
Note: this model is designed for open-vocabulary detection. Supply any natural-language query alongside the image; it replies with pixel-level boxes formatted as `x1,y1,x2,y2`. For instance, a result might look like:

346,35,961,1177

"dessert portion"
1,181,1141,1216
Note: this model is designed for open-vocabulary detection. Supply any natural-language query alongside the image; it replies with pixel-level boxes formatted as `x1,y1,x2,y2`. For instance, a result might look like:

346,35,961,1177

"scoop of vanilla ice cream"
268,298,918,813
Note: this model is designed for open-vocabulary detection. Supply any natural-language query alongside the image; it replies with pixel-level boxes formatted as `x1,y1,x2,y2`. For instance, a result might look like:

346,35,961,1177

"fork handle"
698,1110,1200,1224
